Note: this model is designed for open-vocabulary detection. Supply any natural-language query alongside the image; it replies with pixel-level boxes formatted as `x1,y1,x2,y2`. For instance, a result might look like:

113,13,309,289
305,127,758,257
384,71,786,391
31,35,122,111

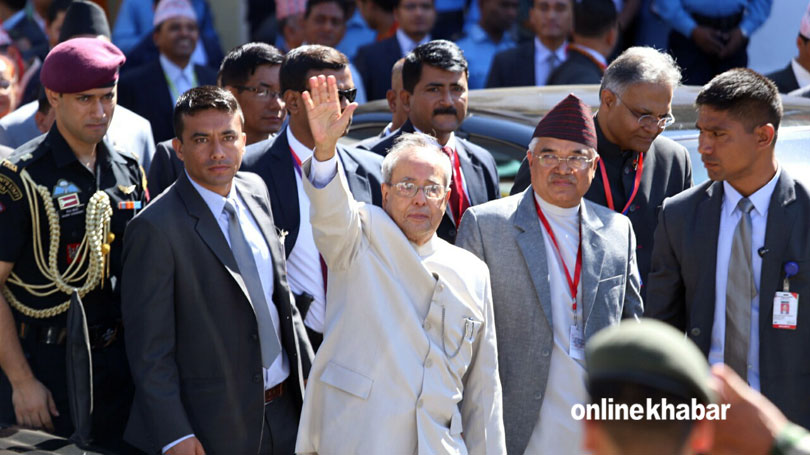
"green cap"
585,319,715,404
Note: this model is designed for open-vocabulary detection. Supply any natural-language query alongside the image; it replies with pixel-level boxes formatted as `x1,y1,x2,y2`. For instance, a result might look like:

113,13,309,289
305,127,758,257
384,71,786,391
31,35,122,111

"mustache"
433,106,458,116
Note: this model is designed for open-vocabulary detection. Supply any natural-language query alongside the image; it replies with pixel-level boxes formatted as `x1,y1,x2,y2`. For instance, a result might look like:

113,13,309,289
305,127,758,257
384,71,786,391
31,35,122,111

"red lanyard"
567,43,607,71
290,147,303,177
534,198,582,311
598,152,644,216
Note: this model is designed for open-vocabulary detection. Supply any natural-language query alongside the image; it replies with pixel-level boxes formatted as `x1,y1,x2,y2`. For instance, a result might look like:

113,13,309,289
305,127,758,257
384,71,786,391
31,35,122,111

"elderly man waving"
294,74,506,455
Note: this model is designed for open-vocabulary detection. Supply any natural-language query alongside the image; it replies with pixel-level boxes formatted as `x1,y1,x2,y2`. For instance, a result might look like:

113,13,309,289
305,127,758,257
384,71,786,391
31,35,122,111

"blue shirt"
337,10,377,61
455,24,517,89
436,0,465,12
653,0,772,37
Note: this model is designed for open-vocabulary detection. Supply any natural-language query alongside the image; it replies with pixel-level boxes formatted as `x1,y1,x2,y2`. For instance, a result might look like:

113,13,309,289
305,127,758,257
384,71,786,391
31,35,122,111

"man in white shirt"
486,0,572,88
240,45,384,350
647,68,810,429
766,2,810,93
121,86,312,455
295,73,506,455
456,93,643,454
117,0,217,143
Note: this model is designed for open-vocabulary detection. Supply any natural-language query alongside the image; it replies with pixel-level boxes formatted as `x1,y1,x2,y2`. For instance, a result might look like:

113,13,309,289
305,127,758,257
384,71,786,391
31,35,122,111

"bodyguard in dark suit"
362,40,499,244
647,69,810,429
122,86,312,455
766,63,800,94
116,1,217,143
241,45,383,350
486,0,572,88
512,47,692,297
354,0,435,101
547,0,616,86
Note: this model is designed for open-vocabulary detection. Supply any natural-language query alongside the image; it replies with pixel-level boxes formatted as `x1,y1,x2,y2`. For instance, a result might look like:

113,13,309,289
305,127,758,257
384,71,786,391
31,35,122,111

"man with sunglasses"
457,93,643,455
147,42,287,196
241,45,383,351
512,46,692,299
295,74,505,454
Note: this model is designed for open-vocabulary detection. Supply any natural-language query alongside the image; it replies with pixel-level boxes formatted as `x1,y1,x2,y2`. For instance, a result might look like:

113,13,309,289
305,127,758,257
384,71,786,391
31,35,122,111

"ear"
44,88,59,109
225,85,239,99
284,90,301,116
583,419,601,453
400,90,412,114
606,25,619,50
754,123,776,149
600,88,616,110
172,137,184,162
688,419,715,453
34,111,49,133
386,89,397,114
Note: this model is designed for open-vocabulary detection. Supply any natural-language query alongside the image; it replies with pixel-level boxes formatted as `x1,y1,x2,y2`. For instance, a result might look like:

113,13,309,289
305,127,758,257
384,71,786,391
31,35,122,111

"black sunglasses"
337,88,357,103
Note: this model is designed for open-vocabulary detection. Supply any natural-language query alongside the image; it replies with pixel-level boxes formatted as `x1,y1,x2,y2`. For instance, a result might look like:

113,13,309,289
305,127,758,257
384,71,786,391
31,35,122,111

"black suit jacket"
121,171,312,454
766,63,800,94
646,171,810,428
547,49,604,85
121,33,224,75
146,139,184,198
510,118,692,295
486,41,535,88
117,59,218,143
241,131,384,258
362,120,500,243
354,37,402,101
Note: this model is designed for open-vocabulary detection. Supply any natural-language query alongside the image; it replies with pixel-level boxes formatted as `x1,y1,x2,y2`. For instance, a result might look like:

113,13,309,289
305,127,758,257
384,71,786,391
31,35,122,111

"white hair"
381,133,452,187
600,46,682,96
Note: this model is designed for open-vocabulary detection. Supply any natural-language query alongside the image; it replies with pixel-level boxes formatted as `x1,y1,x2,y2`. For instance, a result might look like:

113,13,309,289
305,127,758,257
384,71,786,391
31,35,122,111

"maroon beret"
40,38,125,93
532,94,597,150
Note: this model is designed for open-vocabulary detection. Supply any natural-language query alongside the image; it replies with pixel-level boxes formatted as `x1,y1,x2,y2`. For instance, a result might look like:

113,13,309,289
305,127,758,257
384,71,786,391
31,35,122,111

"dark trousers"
0,337,138,454
258,385,300,455
668,18,748,85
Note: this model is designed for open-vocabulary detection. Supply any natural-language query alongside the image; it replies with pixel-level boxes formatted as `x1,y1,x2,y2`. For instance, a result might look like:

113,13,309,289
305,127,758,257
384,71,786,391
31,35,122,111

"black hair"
47,0,74,25
369,0,397,13
280,44,348,94
573,0,617,38
173,85,243,141
218,42,283,87
697,68,783,134
395,0,433,7
37,85,51,115
402,40,468,93
0,0,26,12
305,0,350,19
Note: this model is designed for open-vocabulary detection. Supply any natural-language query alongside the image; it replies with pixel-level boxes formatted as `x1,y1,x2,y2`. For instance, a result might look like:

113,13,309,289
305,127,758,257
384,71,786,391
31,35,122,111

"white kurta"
524,194,589,455
295,156,506,455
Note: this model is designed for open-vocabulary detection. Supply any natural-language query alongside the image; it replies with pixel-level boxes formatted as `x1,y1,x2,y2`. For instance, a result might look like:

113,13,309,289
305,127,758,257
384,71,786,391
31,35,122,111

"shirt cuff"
163,434,195,454
309,153,339,189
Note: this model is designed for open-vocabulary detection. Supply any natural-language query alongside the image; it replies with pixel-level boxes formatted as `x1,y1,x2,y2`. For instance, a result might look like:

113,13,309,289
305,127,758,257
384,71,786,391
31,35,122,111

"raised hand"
302,74,358,161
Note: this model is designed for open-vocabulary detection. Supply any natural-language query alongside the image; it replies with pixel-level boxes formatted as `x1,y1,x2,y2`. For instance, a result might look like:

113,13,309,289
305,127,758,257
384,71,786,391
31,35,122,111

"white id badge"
569,325,586,361
773,292,799,329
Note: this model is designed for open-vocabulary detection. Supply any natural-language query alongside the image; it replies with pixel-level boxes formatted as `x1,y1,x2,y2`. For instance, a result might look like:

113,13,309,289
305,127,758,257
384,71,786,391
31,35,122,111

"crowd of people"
0,0,808,454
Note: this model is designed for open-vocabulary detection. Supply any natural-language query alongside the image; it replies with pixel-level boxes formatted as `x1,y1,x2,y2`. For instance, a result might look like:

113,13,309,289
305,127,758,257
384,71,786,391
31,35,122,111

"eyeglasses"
615,93,675,129
533,152,595,170
389,181,447,199
234,85,282,99
337,88,357,103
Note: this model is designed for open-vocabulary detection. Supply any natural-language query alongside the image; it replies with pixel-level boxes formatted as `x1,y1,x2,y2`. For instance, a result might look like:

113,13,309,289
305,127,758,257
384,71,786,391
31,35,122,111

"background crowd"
0,0,809,454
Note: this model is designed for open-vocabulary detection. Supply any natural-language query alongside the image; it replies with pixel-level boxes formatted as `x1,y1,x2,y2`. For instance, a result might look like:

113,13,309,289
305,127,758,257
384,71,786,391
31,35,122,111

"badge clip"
783,261,799,292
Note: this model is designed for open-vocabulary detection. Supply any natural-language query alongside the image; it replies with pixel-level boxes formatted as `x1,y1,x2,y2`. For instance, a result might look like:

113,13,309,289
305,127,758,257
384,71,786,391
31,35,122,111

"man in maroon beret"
0,37,146,452
456,93,643,454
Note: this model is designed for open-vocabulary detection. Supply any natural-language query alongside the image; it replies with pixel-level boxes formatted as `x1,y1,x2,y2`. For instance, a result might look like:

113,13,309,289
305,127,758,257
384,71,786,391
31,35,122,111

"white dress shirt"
396,28,431,56
791,59,810,90
524,193,588,454
159,54,198,104
533,37,568,86
709,168,781,391
165,173,291,454
286,127,328,333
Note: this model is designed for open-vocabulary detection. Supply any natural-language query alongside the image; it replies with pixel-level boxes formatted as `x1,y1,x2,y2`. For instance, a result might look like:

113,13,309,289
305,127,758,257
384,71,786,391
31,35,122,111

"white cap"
801,2,810,38
153,0,197,28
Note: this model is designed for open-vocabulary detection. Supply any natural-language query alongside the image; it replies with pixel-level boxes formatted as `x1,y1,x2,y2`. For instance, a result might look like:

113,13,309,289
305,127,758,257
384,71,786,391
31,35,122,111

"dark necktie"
725,197,756,380
224,200,281,368
442,146,470,224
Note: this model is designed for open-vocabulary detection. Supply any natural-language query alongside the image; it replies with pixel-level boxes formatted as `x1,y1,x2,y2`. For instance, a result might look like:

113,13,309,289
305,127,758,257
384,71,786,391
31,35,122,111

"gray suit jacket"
646,171,810,428
0,102,157,171
457,188,643,454
121,172,313,454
